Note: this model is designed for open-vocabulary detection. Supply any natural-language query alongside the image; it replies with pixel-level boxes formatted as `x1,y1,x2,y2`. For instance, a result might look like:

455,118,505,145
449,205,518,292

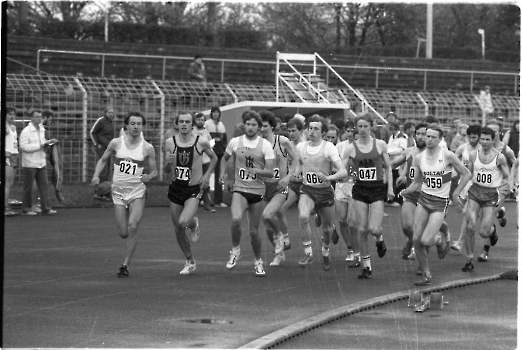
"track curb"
239,273,505,349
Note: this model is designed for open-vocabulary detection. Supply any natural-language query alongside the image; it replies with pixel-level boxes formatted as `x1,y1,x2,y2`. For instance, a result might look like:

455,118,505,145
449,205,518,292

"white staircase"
275,52,385,122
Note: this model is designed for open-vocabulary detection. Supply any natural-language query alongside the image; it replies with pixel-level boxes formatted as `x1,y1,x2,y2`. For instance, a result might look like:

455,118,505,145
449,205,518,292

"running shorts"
467,183,499,208
112,183,147,208
264,181,288,202
417,191,450,214
300,184,334,209
352,181,387,204
168,182,201,206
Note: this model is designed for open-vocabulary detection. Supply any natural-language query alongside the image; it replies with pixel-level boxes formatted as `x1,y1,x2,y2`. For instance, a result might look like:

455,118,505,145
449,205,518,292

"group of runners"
90,110,518,285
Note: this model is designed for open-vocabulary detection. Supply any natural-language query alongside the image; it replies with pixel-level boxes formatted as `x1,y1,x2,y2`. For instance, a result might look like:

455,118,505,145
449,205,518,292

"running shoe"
315,213,321,227
477,250,489,262
186,217,200,243
298,253,313,267
32,206,42,214
357,267,372,279
283,234,291,250
274,236,284,255
4,210,18,217
203,208,216,213
254,260,266,276
42,209,57,215
376,240,387,258
414,275,432,286
462,261,474,272
226,249,240,269
349,255,361,268
437,230,451,259
331,227,339,245
180,260,196,275
404,248,416,261
117,264,129,277
269,252,286,267
497,206,507,227
450,241,462,251
322,244,331,271
345,250,355,262
402,241,414,259
489,225,499,247
22,211,37,216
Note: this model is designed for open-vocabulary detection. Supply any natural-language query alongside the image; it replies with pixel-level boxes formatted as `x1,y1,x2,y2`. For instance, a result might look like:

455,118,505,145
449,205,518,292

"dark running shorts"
288,181,302,197
417,191,450,213
264,181,288,202
352,181,387,204
467,183,499,208
235,191,264,204
6,153,19,168
168,182,201,206
300,185,334,209
402,190,421,206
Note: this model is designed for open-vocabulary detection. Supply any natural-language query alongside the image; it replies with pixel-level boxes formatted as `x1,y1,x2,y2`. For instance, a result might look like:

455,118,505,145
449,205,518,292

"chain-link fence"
6,74,519,184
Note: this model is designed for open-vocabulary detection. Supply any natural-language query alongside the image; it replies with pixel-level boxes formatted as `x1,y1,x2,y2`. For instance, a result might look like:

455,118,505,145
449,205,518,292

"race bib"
118,160,139,176
408,167,415,179
305,172,323,184
238,167,257,181
273,167,280,179
475,172,493,184
175,166,191,181
424,175,442,188
358,167,377,181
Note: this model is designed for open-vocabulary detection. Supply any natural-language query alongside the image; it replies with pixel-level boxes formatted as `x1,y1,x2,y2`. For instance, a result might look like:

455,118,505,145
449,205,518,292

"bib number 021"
119,161,137,176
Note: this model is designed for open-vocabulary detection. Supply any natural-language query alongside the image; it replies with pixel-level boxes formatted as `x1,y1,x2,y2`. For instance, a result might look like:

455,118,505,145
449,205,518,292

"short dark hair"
210,106,221,121
355,112,373,127
467,124,482,137
259,110,277,129
422,115,440,124
308,114,328,133
415,122,428,131
242,110,263,128
481,127,496,140
403,121,415,131
195,55,202,60
6,106,16,114
42,110,54,119
333,119,345,130
176,111,194,125
124,111,146,126
327,124,339,137
287,117,304,131
427,124,444,138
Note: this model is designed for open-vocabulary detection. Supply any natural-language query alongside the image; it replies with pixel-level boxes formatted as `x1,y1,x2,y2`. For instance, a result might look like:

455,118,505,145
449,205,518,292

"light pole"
478,28,485,60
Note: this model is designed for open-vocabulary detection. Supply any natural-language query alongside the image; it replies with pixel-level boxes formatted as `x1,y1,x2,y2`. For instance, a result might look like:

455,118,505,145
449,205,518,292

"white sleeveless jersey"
112,136,145,186
419,148,453,198
471,151,503,188
6,126,19,154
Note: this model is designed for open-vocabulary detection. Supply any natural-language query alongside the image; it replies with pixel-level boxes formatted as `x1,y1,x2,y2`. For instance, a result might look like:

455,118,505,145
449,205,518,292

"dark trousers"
23,167,51,212
213,156,223,204
96,146,112,182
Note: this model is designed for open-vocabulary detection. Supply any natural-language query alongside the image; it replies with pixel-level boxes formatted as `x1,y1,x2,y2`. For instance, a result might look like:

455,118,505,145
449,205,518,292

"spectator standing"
19,110,58,216
193,112,215,212
205,106,228,207
5,106,19,216
403,121,416,148
479,85,494,118
502,120,519,158
90,107,115,182
450,123,469,152
379,112,399,142
387,122,408,205
188,55,206,83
